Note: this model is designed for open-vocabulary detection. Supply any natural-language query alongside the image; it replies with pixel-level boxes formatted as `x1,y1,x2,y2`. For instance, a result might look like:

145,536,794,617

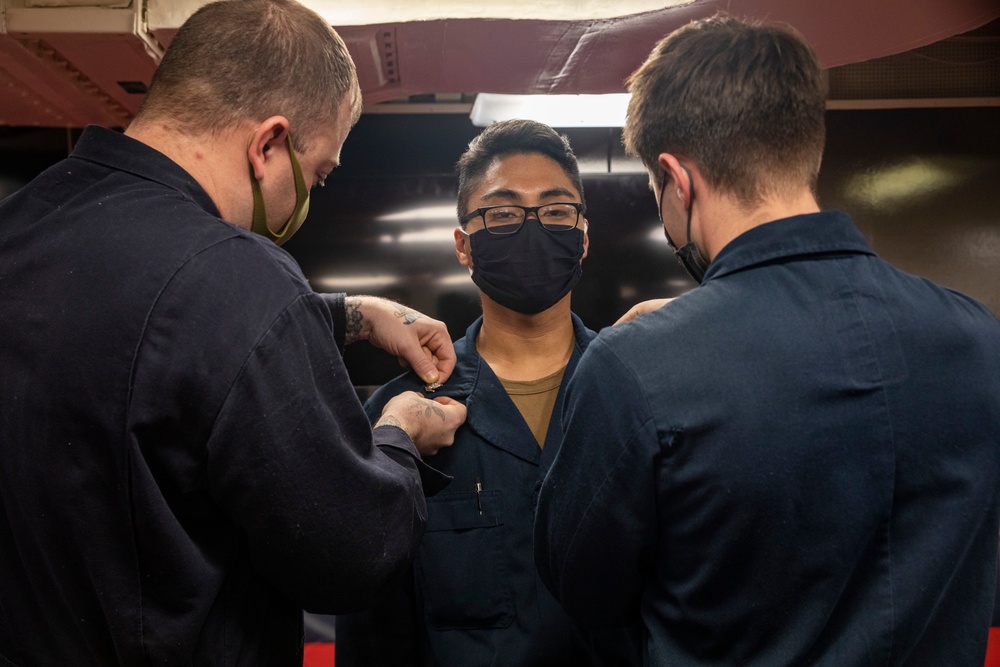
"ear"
581,218,589,260
454,227,473,267
656,152,694,208
247,116,291,181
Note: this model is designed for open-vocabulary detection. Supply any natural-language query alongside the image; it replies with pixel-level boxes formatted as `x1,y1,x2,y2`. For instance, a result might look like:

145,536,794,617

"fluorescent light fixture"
376,204,457,223
299,1,689,25
377,229,456,244
313,275,399,289
437,273,474,286
470,93,630,128
312,273,476,290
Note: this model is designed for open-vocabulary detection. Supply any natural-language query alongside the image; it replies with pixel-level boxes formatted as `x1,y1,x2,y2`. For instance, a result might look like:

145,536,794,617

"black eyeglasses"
459,202,584,235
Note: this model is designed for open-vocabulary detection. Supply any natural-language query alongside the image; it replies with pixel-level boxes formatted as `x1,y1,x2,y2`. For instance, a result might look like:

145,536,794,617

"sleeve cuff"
317,292,347,353
373,425,453,497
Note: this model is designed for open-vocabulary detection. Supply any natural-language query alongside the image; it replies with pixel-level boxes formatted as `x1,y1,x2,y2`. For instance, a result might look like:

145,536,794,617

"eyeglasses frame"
459,202,585,235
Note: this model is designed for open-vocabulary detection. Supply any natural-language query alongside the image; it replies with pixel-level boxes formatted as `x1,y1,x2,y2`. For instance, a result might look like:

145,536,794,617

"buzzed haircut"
623,14,827,205
136,0,361,152
456,119,585,219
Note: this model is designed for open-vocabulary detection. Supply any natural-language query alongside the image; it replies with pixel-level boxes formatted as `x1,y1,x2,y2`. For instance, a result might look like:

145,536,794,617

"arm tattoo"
376,414,403,430
393,304,421,326
344,296,364,344
376,412,415,440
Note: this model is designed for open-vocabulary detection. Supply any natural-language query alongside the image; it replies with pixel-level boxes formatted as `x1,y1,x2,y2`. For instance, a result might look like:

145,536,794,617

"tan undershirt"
497,367,567,448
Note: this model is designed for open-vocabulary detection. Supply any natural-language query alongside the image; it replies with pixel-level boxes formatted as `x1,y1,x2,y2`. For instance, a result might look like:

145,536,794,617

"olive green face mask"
249,132,310,246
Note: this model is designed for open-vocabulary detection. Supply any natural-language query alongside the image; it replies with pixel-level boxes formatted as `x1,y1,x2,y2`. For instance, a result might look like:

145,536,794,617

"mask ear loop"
273,136,309,242
248,132,310,245
673,162,710,282
677,162,695,245
656,171,678,251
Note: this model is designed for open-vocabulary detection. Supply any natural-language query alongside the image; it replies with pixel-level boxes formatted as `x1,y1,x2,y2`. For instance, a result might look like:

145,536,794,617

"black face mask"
658,165,709,284
469,221,584,314
664,229,709,284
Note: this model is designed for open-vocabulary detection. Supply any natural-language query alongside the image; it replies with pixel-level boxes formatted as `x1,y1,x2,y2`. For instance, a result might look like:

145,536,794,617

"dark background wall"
1,106,998,387
287,107,1000,386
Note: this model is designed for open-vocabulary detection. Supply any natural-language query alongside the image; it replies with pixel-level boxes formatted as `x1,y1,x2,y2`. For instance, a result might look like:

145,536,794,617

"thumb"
432,396,463,407
409,347,439,384
433,396,468,424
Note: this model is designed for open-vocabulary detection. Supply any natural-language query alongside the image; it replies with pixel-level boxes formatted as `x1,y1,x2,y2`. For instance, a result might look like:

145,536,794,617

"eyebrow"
480,187,578,203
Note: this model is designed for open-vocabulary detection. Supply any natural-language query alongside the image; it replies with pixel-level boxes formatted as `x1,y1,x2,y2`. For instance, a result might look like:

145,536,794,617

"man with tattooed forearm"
0,1,465,663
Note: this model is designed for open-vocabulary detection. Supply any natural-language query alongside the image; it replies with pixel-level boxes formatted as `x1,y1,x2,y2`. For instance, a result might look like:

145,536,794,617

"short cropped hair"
136,0,361,152
623,14,826,205
455,119,585,218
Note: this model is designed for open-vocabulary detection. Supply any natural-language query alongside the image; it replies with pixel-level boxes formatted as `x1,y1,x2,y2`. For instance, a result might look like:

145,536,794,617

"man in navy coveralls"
535,14,1000,667
337,120,639,665
0,1,465,664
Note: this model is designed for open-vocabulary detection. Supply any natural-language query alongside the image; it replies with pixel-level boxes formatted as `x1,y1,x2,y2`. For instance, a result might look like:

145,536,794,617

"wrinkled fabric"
536,210,1000,666
0,125,436,666
338,314,641,666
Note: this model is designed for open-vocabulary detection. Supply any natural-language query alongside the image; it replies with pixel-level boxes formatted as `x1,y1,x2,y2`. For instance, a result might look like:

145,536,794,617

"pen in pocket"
475,477,483,515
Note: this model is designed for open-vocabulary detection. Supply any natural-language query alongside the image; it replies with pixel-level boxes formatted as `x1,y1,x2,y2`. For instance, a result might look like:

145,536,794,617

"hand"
614,298,673,325
344,296,457,385
375,392,467,457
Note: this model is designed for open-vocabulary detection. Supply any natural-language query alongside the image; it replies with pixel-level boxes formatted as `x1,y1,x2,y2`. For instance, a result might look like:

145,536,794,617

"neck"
477,294,575,381
700,188,820,260
125,119,253,227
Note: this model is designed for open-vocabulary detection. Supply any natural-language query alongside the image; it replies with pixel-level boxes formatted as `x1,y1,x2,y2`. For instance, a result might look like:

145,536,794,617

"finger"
435,353,457,382
421,346,440,369
422,331,457,383
431,395,462,406
430,396,467,425
614,308,638,326
407,343,441,385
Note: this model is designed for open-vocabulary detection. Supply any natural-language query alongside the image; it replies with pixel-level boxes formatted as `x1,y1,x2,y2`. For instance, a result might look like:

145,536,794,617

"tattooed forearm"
375,414,404,430
375,413,414,440
344,296,364,344
392,304,421,325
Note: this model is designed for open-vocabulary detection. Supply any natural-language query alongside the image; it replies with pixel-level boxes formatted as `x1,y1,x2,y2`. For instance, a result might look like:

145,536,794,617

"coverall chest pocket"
415,490,514,630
